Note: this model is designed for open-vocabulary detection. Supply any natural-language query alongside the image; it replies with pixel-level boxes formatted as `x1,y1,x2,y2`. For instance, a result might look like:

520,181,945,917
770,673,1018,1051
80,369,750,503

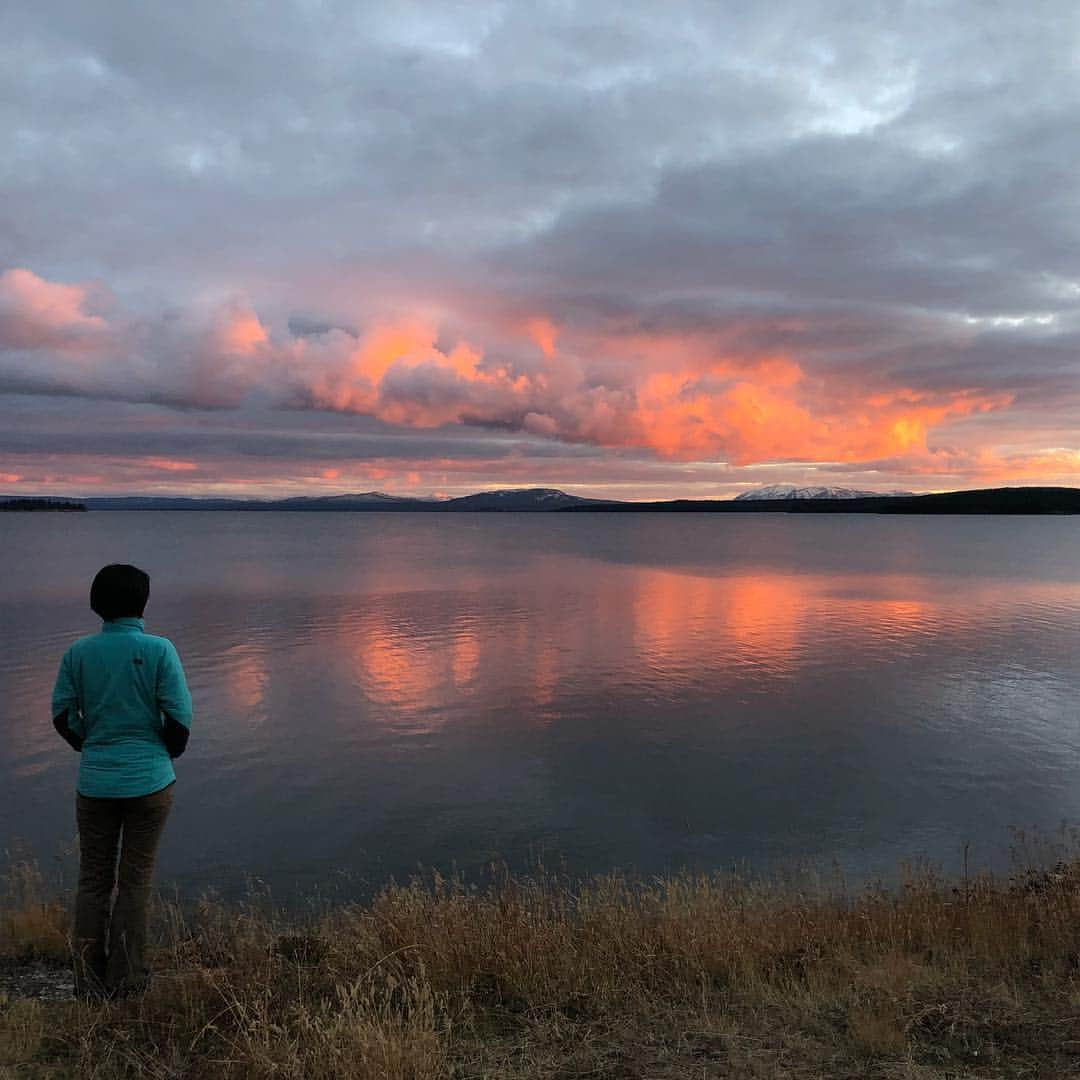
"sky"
2,1,1079,500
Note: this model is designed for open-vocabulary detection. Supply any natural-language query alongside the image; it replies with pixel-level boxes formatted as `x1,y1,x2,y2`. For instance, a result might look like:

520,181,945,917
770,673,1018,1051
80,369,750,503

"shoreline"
5,485,1080,515
5,855,1080,1076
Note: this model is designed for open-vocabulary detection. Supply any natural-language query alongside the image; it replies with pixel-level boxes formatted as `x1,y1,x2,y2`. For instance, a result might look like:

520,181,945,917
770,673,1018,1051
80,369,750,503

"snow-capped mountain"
733,485,910,501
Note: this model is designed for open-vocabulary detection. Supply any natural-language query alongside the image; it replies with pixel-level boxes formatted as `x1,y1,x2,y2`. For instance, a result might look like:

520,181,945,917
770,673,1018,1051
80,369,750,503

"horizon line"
8,483,1080,504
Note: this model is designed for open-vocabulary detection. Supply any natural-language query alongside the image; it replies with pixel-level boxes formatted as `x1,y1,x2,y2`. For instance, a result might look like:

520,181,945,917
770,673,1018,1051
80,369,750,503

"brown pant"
74,783,173,998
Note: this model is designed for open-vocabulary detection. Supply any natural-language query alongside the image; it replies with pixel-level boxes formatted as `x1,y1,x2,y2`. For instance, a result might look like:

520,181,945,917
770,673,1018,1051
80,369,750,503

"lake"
2,511,1079,899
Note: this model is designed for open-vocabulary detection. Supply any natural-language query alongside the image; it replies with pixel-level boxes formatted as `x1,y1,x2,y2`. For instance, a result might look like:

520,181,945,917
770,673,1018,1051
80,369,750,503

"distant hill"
85,496,257,510
68,486,1080,515
273,492,439,511
0,497,86,512
734,484,912,500
443,488,607,511
83,488,608,512
563,487,1080,515
82,493,437,511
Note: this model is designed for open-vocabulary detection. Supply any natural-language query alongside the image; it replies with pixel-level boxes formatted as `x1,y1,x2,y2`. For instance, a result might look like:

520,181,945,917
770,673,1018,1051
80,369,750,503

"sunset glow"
2,5,1078,499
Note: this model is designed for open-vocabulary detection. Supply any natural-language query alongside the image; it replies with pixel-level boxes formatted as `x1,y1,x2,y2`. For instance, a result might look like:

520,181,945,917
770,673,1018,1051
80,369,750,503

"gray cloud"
2,0,1079,491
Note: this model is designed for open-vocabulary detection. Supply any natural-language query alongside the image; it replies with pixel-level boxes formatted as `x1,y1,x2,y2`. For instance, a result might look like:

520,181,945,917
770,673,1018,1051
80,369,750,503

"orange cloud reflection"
322,557,963,734
220,643,268,721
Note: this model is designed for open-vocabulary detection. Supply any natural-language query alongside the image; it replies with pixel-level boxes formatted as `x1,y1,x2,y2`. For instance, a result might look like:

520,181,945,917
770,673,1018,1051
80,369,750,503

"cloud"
0,268,108,351
0,267,1021,471
2,2,1080,493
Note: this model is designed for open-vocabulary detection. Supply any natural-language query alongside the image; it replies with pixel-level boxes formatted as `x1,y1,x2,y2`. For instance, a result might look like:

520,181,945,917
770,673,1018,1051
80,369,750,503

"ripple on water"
3,513,1080,895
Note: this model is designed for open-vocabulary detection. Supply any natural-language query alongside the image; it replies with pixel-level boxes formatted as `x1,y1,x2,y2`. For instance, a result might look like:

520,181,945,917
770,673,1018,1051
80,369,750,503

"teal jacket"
51,618,193,799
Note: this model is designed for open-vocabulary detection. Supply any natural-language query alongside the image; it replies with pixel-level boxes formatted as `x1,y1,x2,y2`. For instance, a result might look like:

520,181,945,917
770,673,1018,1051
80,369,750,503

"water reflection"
2,512,1079,897
316,564,1072,725
220,644,268,720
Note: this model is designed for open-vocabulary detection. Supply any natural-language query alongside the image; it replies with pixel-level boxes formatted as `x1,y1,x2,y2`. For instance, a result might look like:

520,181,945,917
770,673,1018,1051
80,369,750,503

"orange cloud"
578,324,1013,464
574,353,1011,465
524,316,559,358
300,318,525,430
139,457,199,472
288,313,1017,467
966,448,1080,486
351,320,437,383
0,272,1024,476
216,307,268,356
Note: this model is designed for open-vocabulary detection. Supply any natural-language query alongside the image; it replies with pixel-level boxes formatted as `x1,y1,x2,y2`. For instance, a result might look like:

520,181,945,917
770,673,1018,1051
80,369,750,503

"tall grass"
4,850,1080,1077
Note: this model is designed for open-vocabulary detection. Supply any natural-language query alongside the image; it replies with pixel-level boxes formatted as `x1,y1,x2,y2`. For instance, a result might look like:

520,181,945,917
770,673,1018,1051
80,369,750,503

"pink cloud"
0,268,109,352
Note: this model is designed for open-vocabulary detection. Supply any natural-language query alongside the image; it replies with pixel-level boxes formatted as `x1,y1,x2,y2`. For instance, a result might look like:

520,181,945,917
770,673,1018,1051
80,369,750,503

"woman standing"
52,564,193,999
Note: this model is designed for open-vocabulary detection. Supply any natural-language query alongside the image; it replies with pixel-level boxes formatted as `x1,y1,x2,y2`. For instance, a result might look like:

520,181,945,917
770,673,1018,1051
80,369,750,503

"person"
51,564,193,1000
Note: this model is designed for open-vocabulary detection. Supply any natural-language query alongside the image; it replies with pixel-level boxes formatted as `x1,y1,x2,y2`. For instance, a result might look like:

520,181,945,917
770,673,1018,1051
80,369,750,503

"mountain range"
79,484,911,511
80,487,610,512
7,485,1080,514
733,484,912,500
563,486,1080,515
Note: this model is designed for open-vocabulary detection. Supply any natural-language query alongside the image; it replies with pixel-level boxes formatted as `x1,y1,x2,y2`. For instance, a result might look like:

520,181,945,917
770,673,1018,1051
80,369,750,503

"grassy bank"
4,852,1080,1078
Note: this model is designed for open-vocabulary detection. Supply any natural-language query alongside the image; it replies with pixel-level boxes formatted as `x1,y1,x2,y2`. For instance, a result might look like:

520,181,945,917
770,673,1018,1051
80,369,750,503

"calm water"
2,511,1079,898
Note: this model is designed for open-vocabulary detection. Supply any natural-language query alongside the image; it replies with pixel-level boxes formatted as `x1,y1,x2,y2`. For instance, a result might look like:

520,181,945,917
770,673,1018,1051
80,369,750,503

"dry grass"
0,863,68,964
4,851,1080,1077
